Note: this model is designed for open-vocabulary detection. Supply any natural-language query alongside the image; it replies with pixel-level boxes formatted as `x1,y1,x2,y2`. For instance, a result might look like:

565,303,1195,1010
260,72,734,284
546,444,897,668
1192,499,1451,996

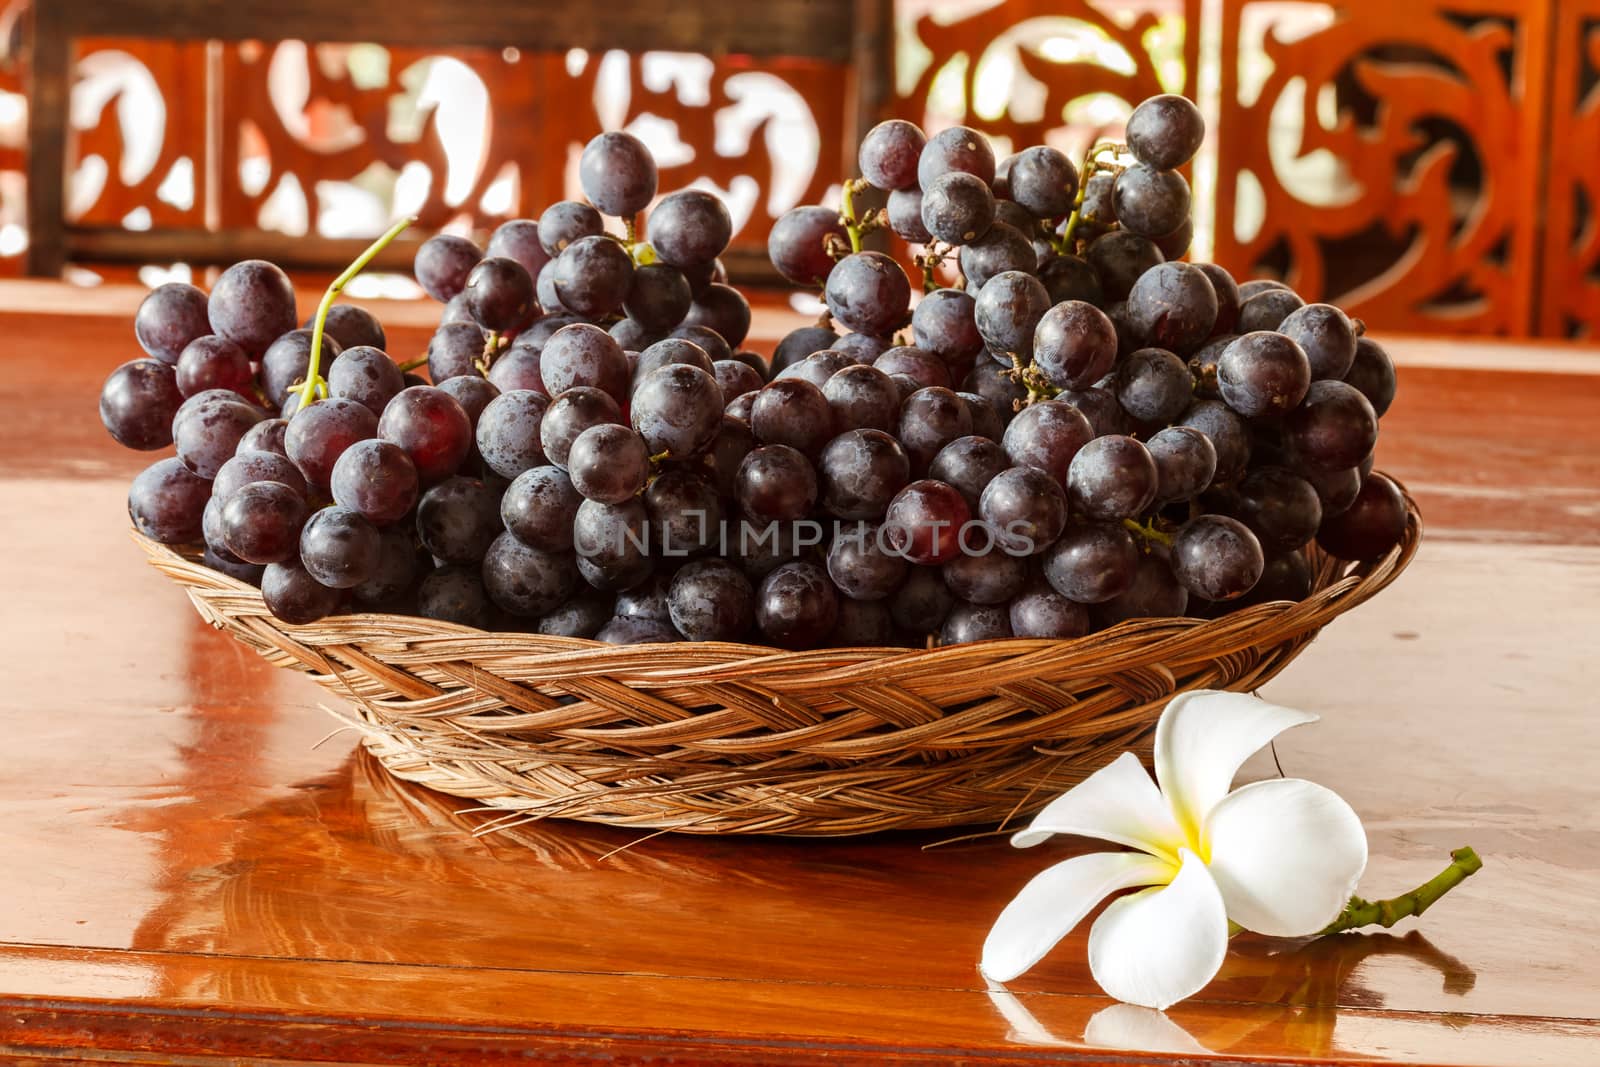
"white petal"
983,980,1068,1047
1154,689,1318,838
1087,848,1228,1010
981,851,1174,983
1203,777,1369,936
1012,752,1186,861
1084,1004,1211,1054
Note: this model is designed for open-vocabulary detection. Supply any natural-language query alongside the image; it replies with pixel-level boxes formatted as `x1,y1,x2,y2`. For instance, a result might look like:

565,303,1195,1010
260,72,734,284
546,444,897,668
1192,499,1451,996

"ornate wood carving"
1540,0,1600,337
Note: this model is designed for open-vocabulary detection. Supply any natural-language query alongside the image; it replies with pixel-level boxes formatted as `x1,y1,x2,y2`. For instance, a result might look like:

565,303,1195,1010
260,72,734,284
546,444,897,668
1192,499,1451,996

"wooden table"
2,284,1599,1065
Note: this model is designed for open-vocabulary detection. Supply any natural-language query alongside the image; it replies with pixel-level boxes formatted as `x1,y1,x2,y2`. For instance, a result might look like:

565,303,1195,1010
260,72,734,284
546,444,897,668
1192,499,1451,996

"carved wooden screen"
1541,0,1600,337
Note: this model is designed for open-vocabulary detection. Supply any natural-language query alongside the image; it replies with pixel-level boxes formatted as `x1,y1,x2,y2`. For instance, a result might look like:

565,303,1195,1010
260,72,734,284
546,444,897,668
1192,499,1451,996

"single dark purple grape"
1316,472,1406,560
238,417,288,458
1146,425,1216,504
835,598,895,645
940,601,1013,644
615,575,674,622
645,468,722,557
784,352,863,394
928,436,1007,512
726,520,803,580
610,317,661,352
749,377,835,457
1086,231,1164,302
536,591,613,638
1032,299,1118,390
553,235,634,318
772,324,840,375
1093,548,1187,625
567,423,650,504
958,222,1035,290
538,201,604,256
834,331,893,363
327,438,418,527
496,465,578,553
1153,217,1194,260
413,235,483,303
872,347,951,397
1115,347,1194,424
917,125,996,189
101,359,184,450
1040,254,1105,307
898,386,972,473
921,171,995,244
511,314,577,355
963,360,1026,421
756,562,838,649
887,188,932,243
817,428,910,520
413,565,489,627
437,376,499,438
1002,399,1093,486
681,256,728,298
683,284,751,348
1178,399,1250,484
1236,279,1288,300
536,323,625,403
1223,465,1323,553
536,258,570,315
175,397,265,478
631,363,724,458
942,549,1027,605
973,465,1066,556
667,560,755,641
889,565,955,632
427,322,487,384
911,288,982,366
284,397,376,489
220,480,308,564
1127,261,1218,354
669,323,733,364
483,531,581,616
1238,287,1306,333
1286,379,1378,472
573,497,652,591
377,386,473,484
768,205,849,285
207,263,299,360
260,328,340,408
213,449,307,504
327,345,404,415
1305,464,1361,517
700,416,753,497
1007,145,1078,219
415,476,501,564
1278,303,1356,381
261,560,341,624
634,337,715,389
1172,514,1263,601
471,389,548,479
1344,337,1397,417
1059,387,1130,438
134,282,210,364
1126,94,1205,171
539,387,623,470
1042,523,1137,604
884,479,970,565
725,393,756,423
861,119,926,190
1105,300,1140,359
737,443,818,522
1217,331,1311,417
439,292,476,326
959,391,1003,441
128,457,211,543
619,262,691,333
462,256,534,333
1010,582,1089,638
648,190,733,267
203,545,264,584
579,130,658,217
1113,164,1191,238
171,335,251,400
973,270,1050,358
994,198,1040,235
825,522,907,601
1193,263,1240,336
489,344,549,396
814,364,895,432
299,506,381,589
485,218,550,283
1068,435,1158,521
594,616,675,643
825,252,911,337
711,359,763,405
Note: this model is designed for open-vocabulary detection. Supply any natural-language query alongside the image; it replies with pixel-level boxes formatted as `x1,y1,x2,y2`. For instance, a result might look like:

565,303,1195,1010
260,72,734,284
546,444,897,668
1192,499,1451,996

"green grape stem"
397,356,428,373
1319,847,1483,935
1121,517,1174,547
841,178,867,255
1055,141,1127,256
298,215,417,410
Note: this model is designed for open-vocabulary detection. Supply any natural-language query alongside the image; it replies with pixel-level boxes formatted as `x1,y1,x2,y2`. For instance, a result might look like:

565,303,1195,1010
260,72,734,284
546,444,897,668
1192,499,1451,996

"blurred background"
1,0,1594,338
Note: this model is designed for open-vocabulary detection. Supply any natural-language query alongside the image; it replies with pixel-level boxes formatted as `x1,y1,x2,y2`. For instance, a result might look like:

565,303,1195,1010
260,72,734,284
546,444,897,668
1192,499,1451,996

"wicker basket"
135,482,1420,836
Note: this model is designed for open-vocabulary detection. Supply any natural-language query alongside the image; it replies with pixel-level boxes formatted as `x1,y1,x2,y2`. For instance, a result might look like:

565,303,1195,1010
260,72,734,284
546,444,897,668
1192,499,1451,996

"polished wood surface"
1,288,1598,1064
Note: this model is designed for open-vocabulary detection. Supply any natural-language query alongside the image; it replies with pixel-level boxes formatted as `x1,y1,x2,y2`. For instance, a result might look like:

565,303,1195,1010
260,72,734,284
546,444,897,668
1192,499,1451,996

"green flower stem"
297,215,417,410
1320,847,1483,935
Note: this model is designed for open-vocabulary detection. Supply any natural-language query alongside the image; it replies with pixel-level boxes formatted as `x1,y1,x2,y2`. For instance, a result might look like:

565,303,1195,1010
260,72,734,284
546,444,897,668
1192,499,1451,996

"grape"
219,481,308,564
715,358,765,403
328,345,404,415
769,205,850,285
632,364,724,457
889,565,955,632
834,331,893,363
732,350,770,380
573,498,652,591
1096,549,1188,625
284,397,376,488
175,397,265,478
1010,583,1089,639
749,377,835,457
1105,300,1140,358
670,324,733,364
377,386,472,485
1068,435,1158,521
921,171,995,244
416,565,491,628
537,592,613,638
214,449,307,504
597,616,678,644
238,417,289,458
128,457,211,543
649,190,733,267
963,359,1027,420
567,423,650,504
1127,262,1218,354
1194,263,1241,336
1115,347,1193,424
1007,145,1078,219
496,465,578,553
437,375,499,437
1032,300,1118,389
683,284,752,348
474,389,549,479
994,198,1039,235
912,288,983,365
873,346,951,396
942,550,1026,605
327,439,418,527
635,337,715,387
1171,515,1264,601
1146,425,1217,503
427,322,487,383
415,477,501,564
860,119,926,190
667,560,755,641
927,435,1007,511
1153,218,1194,260
974,272,1049,359
482,218,550,285
1042,523,1137,604
539,387,623,469
579,130,658,217
1126,94,1205,171
1112,164,1191,238
818,428,910,520
134,282,210,364
1040,254,1105,307
483,531,582,616
536,259,570,314
732,520,807,579
536,324,626,403
1316,472,1406,560
917,125,996,188
1060,386,1130,438
816,363,898,432
978,466,1068,553
413,235,483,303
887,188,932,243
1086,231,1164,302
616,263,689,333
646,468,722,556
262,560,341,624
168,335,250,400
463,256,535,332
299,507,381,589
737,443,817,522
1223,465,1323,553
773,324,840,375
1344,337,1397,417
825,252,911,337
1078,171,1118,233
1304,464,1361,517
512,313,579,355
611,576,673,624
708,416,758,497
553,235,634,318
958,222,1035,290
826,522,907,601
1178,399,1251,484
756,562,839,649
439,292,476,326
1002,400,1093,485
884,479,970,565
204,546,264,583
725,393,756,423
960,391,1004,441
834,598,895,646
1217,331,1311,417
538,201,604,255
940,601,1013,644
100,359,184,450
1236,280,1287,301
1187,334,1232,399
611,317,661,352
1278,303,1357,381
261,329,341,407
1286,379,1378,472
893,386,970,473
1237,288,1305,333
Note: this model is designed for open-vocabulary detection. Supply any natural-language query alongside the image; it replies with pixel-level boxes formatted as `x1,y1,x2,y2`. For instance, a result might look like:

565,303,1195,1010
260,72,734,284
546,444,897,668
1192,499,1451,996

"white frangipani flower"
981,689,1368,1009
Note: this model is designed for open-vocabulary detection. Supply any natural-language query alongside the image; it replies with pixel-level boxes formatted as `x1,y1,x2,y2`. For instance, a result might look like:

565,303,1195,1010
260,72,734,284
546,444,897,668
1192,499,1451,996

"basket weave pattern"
136,487,1420,836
